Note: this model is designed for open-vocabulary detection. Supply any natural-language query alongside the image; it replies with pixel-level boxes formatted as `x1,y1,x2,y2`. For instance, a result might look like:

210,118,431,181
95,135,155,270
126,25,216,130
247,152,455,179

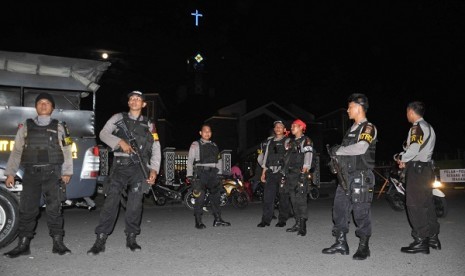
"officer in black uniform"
322,93,377,260
87,91,161,255
257,120,291,228
3,93,73,258
186,123,230,229
282,119,313,236
397,101,440,254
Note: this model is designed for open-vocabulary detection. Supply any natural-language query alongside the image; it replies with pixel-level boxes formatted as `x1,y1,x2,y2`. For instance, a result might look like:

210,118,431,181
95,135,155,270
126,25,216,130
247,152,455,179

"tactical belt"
196,166,217,172
409,161,432,167
115,156,138,166
26,164,58,172
284,167,301,174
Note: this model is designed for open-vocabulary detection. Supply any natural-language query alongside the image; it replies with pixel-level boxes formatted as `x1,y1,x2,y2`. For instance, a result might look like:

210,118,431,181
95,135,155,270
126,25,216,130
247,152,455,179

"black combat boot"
195,214,206,229
52,235,72,255
322,231,350,255
286,218,300,233
353,236,370,260
213,213,231,227
3,237,31,258
401,237,430,254
297,218,307,236
275,221,286,227
87,233,108,256
429,234,441,250
126,233,141,252
257,221,270,227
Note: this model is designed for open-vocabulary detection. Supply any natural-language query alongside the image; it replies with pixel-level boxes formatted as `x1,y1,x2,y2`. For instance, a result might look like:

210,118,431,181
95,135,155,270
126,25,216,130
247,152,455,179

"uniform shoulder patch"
409,124,424,145
359,123,375,143
305,137,313,145
60,121,73,146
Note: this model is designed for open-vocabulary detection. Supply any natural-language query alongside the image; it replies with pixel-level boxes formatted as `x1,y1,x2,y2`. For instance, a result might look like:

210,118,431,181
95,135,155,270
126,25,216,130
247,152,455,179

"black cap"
35,93,55,108
127,90,145,100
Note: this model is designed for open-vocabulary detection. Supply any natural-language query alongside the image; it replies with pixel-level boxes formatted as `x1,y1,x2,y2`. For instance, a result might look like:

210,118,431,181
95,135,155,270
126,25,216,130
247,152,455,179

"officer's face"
291,123,302,136
274,123,285,135
128,96,146,110
36,99,54,116
406,108,415,123
199,126,212,141
347,102,361,119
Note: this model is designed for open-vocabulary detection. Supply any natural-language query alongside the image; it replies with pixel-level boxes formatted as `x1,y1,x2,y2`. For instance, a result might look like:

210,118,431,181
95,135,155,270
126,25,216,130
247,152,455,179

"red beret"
292,119,306,131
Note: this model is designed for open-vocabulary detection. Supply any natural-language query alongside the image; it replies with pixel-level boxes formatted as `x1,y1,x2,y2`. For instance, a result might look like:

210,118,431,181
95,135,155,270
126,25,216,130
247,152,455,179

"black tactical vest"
113,113,154,163
198,140,219,164
22,119,64,165
288,136,307,169
341,122,376,171
265,137,287,167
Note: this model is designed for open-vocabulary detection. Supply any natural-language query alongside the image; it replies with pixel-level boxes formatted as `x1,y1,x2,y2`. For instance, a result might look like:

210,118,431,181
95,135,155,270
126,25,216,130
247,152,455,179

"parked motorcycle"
145,177,189,206
384,166,447,218
184,177,249,210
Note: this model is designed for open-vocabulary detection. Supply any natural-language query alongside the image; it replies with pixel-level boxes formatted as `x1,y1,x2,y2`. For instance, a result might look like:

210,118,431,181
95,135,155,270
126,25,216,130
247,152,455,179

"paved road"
1,186,464,276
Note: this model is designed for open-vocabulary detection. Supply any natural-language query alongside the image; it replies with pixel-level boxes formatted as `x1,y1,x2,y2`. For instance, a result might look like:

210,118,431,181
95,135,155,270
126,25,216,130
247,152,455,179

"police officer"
186,123,230,229
322,93,377,260
87,91,161,255
3,93,73,258
257,120,292,228
397,101,440,254
282,119,313,236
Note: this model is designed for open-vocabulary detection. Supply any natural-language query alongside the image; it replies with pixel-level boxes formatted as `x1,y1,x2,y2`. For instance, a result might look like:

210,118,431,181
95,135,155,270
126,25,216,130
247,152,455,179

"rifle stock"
326,144,349,195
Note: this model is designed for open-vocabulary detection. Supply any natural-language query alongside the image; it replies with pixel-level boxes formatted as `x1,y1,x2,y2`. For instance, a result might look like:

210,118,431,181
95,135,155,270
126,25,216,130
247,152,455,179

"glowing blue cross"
191,9,203,27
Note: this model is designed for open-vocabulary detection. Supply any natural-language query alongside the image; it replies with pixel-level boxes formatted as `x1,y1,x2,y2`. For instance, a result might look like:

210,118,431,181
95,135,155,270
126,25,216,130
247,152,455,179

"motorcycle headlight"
432,179,443,188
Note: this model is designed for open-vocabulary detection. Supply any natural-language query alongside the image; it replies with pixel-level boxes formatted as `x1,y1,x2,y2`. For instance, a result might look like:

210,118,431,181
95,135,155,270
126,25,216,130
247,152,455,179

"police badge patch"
359,123,375,143
409,125,424,145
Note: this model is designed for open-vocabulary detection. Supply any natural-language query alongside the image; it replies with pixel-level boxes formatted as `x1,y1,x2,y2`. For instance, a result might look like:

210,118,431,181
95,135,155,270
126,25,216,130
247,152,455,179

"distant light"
101,52,109,59
195,54,204,63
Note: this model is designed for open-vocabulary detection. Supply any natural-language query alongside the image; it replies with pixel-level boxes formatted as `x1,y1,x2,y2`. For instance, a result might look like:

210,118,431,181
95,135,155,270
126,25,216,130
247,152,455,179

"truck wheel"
0,187,19,249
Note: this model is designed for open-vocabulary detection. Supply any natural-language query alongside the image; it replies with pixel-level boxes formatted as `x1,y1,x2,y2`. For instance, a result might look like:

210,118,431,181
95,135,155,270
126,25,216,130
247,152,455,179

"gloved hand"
330,144,340,156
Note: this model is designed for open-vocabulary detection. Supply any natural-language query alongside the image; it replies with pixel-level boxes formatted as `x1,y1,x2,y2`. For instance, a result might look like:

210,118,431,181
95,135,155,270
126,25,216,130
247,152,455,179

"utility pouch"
297,181,308,196
142,182,151,194
58,180,67,202
297,173,308,195
351,171,374,203
414,163,425,174
279,176,286,193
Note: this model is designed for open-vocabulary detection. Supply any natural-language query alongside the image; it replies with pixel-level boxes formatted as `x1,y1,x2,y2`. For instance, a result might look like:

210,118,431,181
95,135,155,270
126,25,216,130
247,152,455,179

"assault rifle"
114,119,163,197
326,144,349,195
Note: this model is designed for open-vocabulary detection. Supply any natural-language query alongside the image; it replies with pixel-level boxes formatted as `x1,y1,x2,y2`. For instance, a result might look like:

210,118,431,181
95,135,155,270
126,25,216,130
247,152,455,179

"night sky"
3,1,464,161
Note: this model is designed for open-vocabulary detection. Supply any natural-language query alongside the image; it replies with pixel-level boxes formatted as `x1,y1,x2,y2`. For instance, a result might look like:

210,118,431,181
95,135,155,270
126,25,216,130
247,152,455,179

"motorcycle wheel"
385,190,405,211
0,187,19,249
309,186,320,200
231,190,249,209
433,196,448,218
183,190,195,210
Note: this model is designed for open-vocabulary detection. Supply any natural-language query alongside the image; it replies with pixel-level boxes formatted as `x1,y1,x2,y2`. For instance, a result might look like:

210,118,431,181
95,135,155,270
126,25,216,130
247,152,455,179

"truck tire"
0,187,19,249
